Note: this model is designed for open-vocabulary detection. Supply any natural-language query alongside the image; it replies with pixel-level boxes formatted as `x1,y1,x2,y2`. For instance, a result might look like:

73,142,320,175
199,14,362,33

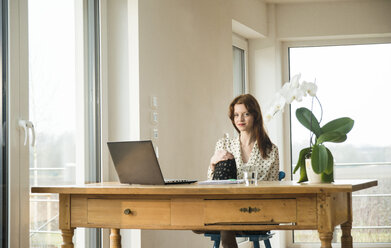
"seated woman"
208,94,280,248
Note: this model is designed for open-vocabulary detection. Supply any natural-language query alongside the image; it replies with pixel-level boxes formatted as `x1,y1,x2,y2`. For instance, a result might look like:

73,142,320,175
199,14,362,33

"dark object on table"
212,159,237,180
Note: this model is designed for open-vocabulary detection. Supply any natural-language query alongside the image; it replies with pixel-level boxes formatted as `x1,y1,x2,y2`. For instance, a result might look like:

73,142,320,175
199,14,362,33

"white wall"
275,0,391,40
232,0,267,37
106,0,130,144
137,0,233,182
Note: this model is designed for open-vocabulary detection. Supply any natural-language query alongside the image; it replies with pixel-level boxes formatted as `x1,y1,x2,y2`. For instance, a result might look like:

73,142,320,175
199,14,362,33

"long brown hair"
229,94,272,158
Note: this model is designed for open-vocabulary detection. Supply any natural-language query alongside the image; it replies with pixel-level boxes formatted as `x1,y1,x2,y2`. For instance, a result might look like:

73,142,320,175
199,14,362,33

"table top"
31,179,377,195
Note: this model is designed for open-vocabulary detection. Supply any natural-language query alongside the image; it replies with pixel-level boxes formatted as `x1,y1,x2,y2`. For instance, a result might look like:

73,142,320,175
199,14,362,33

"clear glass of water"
244,168,258,186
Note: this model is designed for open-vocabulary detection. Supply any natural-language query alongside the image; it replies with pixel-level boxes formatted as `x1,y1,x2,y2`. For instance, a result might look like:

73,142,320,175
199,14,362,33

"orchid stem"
315,96,323,123
309,96,323,149
310,97,314,148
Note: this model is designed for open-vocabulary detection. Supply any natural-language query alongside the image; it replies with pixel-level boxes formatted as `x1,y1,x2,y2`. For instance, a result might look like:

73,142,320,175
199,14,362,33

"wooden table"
31,180,377,248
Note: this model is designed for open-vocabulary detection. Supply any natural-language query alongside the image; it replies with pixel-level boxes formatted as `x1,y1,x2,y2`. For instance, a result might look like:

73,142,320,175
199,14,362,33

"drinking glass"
243,168,258,186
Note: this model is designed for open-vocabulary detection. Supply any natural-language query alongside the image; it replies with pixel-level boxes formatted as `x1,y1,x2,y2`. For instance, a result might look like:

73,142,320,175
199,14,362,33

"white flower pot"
305,158,322,183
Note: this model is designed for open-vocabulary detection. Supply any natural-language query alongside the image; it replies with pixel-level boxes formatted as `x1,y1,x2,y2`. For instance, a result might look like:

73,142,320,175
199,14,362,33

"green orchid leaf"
298,164,308,183
294,147,311,173
293,161,300,174
321,171,334,183
321,117,354,135
311,144,328,174
324,147,334,175
295,147,311,183
296,107,322,138
316,131,347,144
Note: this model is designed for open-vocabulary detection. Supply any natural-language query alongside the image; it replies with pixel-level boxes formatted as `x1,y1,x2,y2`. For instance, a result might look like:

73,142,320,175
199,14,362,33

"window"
233,46,245,96
232,34,248,96
289,43,391,245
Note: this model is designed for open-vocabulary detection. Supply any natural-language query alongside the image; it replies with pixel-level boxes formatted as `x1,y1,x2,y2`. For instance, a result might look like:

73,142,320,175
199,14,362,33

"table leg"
110,228,122,248
341,222,353,248
341,192,353,248
319,231,333,248
61,228,75,248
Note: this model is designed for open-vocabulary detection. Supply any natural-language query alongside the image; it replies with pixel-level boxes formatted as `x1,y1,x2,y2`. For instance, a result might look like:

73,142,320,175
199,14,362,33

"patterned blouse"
208,137,280,181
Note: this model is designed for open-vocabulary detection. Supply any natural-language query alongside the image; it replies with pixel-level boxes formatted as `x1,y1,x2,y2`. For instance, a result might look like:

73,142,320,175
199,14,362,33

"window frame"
86,0,102,246
232,33,249,94
282,36,391,248
0,0,7,246
8,0,29,246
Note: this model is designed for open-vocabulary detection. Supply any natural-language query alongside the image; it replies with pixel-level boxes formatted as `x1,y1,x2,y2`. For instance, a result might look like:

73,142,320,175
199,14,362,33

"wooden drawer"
87,199,171,227
204,199,296,224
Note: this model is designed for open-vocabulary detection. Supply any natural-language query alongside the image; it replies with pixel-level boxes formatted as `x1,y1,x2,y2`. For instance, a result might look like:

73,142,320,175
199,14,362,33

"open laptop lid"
107,140,166,185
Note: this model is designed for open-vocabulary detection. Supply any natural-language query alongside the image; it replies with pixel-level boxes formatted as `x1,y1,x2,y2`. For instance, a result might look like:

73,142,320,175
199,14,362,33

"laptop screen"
107,140,166,185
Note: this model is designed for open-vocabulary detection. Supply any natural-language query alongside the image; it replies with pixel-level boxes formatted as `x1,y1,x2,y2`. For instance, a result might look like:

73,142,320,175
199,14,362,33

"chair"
204,171,286,248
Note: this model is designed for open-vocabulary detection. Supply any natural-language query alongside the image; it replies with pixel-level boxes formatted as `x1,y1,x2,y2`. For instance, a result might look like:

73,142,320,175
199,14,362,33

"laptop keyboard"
164,179,197,184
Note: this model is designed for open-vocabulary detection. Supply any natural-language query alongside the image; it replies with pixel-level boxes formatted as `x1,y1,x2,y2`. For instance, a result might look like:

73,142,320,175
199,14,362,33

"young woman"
208,94,280,248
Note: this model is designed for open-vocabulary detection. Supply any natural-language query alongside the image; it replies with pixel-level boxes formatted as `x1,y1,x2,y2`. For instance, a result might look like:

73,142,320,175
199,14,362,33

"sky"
28,0,76,136
289,43,391,147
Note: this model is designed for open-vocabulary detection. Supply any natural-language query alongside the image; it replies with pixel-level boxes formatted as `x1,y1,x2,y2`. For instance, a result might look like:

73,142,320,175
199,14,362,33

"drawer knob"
124,208,132,215
240,207,260,213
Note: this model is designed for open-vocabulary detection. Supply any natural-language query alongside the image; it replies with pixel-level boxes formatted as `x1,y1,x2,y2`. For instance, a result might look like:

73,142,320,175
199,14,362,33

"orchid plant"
266,74,354,183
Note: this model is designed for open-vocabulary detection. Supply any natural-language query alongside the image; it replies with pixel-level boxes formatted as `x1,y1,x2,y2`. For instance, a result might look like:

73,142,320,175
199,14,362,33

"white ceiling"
264,0,360,3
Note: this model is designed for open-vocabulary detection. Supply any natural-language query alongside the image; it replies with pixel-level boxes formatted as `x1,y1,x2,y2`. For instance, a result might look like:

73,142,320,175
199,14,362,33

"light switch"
150,96,158,109
151,128,158,140
151,111,158,124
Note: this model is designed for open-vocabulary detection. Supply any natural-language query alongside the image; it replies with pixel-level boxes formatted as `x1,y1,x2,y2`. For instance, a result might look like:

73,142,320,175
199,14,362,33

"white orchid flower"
265,94,286,122
272,93,286,112
290,73,301,88
283,85,306,103
266,73,317,122
280,74,302,100
279,82,291,100
293,87,305,102
300,81,318,97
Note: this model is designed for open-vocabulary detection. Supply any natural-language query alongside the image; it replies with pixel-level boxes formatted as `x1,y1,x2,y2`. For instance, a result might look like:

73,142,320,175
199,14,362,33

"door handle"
18,120,36,146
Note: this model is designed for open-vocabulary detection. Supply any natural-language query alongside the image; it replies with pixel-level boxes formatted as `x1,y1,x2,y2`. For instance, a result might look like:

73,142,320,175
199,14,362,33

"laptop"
107,140,197,185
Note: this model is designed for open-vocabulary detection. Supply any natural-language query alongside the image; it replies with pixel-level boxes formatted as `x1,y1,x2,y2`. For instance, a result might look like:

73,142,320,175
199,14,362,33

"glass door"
28,0,83,246
28,0,101,247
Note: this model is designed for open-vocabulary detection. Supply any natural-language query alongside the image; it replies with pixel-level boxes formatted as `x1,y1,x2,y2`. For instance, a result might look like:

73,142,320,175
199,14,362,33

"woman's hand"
210,150,234,170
